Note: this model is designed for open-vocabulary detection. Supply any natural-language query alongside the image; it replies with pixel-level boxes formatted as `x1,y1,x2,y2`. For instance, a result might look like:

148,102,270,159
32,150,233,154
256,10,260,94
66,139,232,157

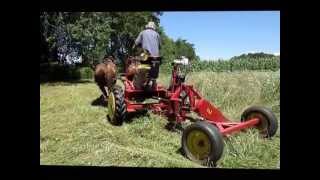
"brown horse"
92,56,117,101
125,56,151,90
125,56,139,81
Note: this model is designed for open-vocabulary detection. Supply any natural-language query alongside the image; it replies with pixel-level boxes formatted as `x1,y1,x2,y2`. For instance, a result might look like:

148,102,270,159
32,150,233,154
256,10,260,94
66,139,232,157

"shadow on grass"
125,110,150,124
176,147,184,156
100,101,150,124
40,79,93,86
91,95,107,107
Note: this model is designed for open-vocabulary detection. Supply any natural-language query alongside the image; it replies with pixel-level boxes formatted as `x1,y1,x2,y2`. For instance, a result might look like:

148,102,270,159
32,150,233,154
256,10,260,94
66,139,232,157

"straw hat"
145,21,156,30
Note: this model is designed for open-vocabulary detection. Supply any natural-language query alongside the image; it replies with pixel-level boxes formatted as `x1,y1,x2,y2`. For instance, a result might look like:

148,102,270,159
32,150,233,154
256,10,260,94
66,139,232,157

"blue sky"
159,11,280,60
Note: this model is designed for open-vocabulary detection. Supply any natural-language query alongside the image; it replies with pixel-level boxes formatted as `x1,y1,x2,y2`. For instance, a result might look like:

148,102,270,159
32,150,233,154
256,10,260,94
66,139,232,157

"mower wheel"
182,121,224,166
241,106,278,138
107,85,127,126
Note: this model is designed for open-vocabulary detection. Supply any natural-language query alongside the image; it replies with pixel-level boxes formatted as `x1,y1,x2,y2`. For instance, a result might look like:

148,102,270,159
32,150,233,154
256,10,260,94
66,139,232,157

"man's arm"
158,33,162,50
134,32,143,47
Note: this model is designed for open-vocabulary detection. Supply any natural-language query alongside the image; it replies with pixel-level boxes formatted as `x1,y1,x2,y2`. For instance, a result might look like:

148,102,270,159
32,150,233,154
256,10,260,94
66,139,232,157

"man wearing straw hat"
133,21,162,90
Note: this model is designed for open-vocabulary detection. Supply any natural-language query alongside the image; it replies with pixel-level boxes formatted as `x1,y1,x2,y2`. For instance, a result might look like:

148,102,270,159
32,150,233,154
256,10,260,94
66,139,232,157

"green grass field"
40,70,280,168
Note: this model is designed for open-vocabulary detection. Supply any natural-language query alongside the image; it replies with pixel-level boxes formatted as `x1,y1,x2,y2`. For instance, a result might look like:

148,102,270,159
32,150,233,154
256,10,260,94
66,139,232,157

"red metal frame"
122,57,261,136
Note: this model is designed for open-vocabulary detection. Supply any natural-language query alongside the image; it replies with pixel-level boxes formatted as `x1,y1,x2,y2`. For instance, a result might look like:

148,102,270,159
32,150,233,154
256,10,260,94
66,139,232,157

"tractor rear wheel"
241,106,278,138
182,121,224,167
107,85,127,126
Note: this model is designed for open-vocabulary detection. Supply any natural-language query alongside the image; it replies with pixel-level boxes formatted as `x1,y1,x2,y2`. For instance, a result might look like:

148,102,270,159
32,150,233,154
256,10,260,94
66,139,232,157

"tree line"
40,12,198,69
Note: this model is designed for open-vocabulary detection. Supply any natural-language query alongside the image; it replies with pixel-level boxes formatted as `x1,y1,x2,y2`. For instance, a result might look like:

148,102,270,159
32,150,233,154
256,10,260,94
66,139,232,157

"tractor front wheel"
241,106,278,138
107,85,127,126
182,121,224,167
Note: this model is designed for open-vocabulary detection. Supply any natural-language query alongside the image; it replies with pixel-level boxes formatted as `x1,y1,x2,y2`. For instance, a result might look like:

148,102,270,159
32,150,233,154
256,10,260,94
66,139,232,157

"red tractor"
106,55,278,167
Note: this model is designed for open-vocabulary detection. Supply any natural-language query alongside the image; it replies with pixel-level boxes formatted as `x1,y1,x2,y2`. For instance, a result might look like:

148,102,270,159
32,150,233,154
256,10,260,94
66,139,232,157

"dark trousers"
141,57,161,79
149,60,160,79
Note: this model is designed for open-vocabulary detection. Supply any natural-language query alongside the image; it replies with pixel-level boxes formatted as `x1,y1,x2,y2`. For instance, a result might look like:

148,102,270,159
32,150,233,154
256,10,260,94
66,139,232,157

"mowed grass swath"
40,70,280,168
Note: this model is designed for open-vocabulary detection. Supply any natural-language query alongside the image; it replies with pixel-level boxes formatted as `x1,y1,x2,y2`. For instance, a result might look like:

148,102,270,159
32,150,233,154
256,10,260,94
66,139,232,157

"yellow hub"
186,130,211,160
107,92,116,121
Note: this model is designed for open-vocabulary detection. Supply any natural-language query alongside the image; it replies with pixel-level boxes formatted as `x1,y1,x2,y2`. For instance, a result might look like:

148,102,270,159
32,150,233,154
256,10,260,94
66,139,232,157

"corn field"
188,57,280,72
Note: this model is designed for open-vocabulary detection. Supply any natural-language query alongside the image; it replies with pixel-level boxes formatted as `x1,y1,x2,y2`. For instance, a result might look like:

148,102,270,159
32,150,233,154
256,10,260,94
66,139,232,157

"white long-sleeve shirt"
135,28,161,57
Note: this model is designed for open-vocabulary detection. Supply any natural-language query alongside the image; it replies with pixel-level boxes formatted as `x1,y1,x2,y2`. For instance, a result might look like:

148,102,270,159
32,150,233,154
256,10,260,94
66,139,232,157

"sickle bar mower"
106,56,278,167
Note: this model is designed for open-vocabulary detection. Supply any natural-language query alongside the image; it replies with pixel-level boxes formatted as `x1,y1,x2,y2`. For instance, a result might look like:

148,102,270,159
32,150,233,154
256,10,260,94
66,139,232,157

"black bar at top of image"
40,0,280,11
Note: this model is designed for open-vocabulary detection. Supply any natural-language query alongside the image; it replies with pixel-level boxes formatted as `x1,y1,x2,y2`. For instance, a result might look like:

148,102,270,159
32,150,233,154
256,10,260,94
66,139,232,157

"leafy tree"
40,11,199,76
40,12,159,67
174,38,196,61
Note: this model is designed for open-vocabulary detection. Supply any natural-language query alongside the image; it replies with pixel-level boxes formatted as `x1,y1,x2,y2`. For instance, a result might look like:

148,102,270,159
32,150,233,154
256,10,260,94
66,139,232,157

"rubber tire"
182,121,224,166
107,85,127,126
241,106,278,138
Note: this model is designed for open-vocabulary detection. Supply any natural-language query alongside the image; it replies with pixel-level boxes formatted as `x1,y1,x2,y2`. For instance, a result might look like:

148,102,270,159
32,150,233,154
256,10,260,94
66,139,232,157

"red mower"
106,55,278,167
